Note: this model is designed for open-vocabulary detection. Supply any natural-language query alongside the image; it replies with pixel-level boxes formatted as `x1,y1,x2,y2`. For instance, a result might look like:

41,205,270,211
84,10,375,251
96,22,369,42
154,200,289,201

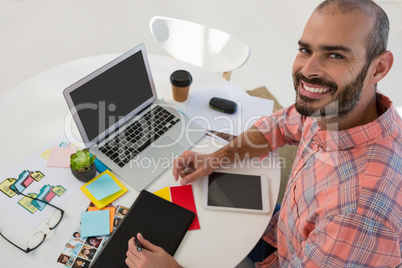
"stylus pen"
135,235,142,252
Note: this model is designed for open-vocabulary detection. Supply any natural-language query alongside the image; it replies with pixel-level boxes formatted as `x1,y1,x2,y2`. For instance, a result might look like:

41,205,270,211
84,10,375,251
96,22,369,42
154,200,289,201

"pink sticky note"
47,146,77,168
170,185,200,230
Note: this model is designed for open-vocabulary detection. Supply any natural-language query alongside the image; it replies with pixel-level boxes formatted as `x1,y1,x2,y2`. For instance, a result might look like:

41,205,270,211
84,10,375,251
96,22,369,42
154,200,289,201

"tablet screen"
207,172,263,210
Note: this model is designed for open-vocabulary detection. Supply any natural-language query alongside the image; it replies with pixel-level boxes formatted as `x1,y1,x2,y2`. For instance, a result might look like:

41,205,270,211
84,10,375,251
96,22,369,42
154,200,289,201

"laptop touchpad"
146,136,185,163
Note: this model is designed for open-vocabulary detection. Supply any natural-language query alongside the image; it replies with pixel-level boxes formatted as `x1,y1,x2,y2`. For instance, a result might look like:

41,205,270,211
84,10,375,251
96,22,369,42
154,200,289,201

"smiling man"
292,0,392,131
126,1,402,267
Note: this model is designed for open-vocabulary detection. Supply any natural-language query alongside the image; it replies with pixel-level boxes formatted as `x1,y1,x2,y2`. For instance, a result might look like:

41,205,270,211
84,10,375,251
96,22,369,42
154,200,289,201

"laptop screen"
64,45,156,144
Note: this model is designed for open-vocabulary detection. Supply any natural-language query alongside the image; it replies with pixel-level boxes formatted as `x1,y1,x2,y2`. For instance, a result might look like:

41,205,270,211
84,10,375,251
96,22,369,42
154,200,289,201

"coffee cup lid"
170,70,193,87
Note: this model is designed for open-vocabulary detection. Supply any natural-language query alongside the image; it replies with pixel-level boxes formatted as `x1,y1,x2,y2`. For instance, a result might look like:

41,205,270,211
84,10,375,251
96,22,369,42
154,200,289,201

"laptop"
63,44,206,191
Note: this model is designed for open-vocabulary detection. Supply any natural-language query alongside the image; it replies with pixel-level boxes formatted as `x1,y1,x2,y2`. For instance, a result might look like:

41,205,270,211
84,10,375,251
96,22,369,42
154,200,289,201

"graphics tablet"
201,170,270,214
90,190,195,268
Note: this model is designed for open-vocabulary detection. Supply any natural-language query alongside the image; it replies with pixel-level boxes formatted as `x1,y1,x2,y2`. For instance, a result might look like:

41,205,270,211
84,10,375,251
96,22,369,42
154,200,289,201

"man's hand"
172,127,271,186
126,233,182,268
172,151,217,185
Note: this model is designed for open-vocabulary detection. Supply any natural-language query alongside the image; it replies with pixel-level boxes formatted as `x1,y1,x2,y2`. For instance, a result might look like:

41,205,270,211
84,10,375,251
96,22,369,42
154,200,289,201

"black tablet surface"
90,190,195,267
201,170,270,213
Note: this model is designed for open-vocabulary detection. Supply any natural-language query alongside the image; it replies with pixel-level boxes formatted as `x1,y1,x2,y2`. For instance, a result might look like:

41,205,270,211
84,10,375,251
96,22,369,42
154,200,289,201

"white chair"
397,106,402,117
149,16,251,81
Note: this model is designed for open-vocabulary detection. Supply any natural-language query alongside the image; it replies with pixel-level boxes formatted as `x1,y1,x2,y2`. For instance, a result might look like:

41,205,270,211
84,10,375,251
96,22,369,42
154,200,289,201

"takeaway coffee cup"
170,70,193,102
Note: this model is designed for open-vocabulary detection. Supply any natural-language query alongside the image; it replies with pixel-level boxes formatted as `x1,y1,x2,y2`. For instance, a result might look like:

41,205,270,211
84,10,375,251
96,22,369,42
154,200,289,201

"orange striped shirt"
254,93,402,267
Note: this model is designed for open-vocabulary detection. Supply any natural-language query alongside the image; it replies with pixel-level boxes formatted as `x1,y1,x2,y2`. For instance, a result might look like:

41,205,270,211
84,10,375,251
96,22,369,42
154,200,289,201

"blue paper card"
86,173,121,201
94,158,110,173
81,210,110,237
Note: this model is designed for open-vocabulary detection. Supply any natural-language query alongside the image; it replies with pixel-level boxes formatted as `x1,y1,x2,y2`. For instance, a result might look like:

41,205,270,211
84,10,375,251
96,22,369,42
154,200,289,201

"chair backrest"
149,16,250,78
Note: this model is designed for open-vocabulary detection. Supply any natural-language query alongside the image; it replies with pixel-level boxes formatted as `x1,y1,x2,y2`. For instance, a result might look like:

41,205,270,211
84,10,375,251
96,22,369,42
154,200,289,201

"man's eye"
298,48,310,54
329,53,344,59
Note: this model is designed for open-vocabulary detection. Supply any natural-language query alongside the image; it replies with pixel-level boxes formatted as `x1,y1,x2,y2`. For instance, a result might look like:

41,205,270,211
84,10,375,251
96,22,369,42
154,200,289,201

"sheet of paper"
88,206,116,233
94,158,110,173
47,146,77,168
0,134,84,229
154,186,172,201
170,185,200,230
186,88,274,136
48,201,131,267
85,173,121,201
81,210,110,237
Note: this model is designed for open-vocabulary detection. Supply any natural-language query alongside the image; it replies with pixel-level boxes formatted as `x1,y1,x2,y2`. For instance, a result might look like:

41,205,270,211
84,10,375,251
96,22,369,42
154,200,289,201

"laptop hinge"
137,102,153,116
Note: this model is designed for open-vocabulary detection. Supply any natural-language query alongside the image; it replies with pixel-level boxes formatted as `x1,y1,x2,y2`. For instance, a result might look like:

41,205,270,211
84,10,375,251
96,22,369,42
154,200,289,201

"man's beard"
293,62,369,118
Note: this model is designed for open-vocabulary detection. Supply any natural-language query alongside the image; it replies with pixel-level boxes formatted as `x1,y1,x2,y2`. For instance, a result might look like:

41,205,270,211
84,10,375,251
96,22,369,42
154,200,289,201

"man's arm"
172,126,271,185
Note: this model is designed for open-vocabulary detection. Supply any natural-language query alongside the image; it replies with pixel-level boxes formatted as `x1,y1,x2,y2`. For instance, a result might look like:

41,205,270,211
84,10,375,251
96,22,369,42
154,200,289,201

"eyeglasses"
0,189,65,253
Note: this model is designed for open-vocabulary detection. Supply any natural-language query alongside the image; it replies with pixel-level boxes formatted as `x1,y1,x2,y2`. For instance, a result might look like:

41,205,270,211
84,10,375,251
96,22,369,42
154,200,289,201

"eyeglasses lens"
48,210,63,229
27,232,45,249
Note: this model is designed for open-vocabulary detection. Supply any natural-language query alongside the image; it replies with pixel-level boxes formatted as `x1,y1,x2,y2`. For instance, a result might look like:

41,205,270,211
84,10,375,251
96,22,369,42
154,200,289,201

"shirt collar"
304,93,398,151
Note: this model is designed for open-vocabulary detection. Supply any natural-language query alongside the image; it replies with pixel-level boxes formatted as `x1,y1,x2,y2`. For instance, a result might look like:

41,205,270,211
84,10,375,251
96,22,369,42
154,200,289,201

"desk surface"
0,54,280,268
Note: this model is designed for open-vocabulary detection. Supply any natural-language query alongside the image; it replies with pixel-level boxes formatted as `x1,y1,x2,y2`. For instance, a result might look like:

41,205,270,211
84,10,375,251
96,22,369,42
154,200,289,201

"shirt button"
326,147,330,151
315,144,318,148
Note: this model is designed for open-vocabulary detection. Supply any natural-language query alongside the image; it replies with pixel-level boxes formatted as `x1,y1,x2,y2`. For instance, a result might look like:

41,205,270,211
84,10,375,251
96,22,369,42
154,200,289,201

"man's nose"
302,54,324,78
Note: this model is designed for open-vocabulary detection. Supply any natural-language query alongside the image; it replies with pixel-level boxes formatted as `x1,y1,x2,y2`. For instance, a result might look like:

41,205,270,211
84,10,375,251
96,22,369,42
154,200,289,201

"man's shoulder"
352,144,402,232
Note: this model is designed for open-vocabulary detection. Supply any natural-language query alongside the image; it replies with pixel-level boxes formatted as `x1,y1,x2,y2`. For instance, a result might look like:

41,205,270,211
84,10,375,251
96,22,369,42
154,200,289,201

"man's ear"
368,51,394,84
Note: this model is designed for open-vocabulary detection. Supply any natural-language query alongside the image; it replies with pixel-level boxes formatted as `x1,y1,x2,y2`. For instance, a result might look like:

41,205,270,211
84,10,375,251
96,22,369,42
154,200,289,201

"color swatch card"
86,173,121,200
154,186,171,202
88,206,116,233
154,185,200,230
94,158,110,173
81,210,110,237
46,146,77,168
81,170,128,209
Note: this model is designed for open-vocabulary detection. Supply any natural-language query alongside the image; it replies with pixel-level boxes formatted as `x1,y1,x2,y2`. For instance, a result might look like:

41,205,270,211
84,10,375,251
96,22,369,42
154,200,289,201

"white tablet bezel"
201,170,270,214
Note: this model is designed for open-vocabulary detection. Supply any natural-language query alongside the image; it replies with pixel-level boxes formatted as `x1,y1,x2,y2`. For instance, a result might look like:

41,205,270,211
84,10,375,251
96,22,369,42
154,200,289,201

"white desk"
0,54,280,267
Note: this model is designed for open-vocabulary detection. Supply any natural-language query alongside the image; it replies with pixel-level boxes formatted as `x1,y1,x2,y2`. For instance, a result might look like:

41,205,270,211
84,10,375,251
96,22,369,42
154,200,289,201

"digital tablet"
201,170,270,213
90,190,195,267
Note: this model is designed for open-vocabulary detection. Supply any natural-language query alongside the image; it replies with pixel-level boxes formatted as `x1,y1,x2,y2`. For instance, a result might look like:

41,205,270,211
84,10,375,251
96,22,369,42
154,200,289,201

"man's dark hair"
316,0,389,63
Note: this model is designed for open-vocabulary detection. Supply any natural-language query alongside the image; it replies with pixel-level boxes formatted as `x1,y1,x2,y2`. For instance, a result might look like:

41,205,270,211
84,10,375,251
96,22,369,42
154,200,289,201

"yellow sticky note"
154,187,171,201
81,170,128,209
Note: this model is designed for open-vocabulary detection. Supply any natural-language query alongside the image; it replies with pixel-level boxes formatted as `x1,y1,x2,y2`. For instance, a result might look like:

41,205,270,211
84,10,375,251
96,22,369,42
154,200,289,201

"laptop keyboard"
99,105,180,167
